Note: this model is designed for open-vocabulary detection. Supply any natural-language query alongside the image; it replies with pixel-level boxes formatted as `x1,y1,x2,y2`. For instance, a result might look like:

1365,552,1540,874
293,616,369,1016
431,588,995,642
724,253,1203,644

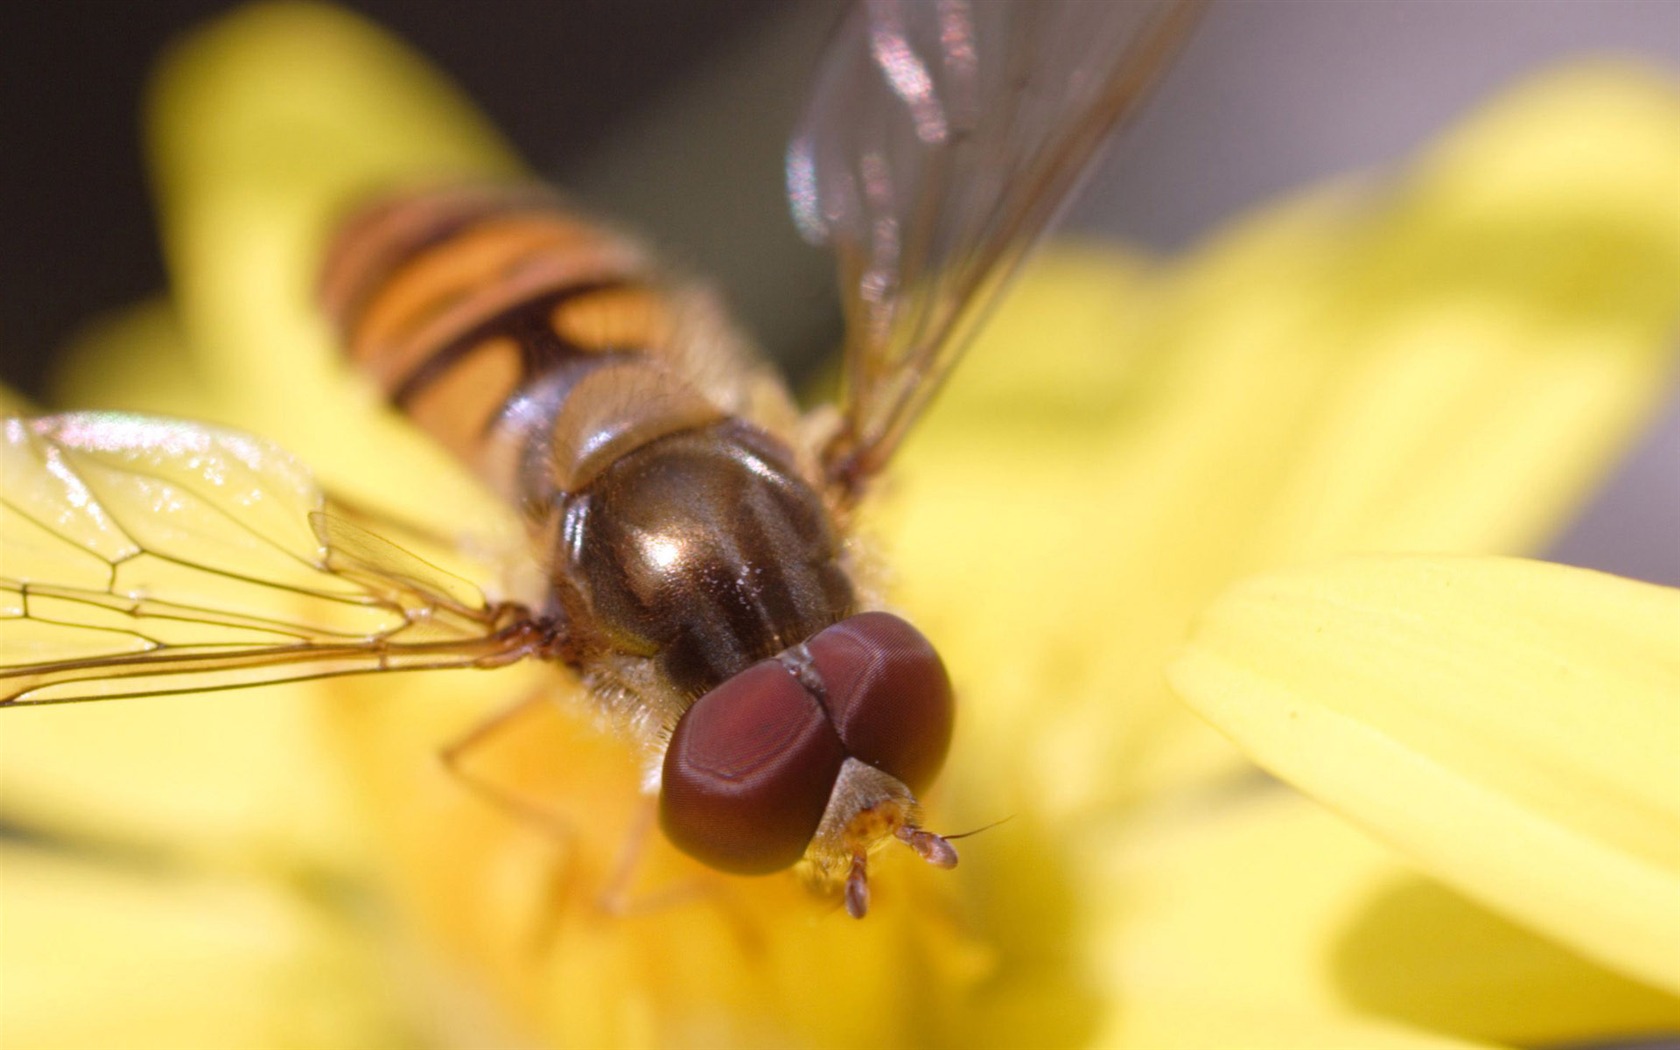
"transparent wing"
0,413,551,706
788,0,1200,490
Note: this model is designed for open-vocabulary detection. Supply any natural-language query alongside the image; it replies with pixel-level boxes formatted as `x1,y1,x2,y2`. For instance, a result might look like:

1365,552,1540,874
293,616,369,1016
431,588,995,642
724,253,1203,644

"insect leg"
441,694,717,921
594,797,712,918
438,690,579,841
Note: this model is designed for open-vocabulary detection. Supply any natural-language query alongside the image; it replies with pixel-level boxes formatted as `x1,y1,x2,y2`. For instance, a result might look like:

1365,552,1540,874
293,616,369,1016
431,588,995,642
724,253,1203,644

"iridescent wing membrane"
0,414,544,705
788,0,1200,490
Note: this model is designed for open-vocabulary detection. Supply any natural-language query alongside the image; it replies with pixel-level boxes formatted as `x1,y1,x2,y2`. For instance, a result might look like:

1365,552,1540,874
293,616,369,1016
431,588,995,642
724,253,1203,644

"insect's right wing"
788,0,1200,493
0,413,551,706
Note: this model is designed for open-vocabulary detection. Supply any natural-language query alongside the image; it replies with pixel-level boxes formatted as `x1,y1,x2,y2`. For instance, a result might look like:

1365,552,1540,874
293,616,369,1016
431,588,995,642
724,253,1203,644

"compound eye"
660,660,846,874
806,612,954,794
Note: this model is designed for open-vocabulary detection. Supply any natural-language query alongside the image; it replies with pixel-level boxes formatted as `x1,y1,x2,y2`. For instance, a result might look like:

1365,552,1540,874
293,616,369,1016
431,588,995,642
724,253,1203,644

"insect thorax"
554,419,855,703
320,184,855,723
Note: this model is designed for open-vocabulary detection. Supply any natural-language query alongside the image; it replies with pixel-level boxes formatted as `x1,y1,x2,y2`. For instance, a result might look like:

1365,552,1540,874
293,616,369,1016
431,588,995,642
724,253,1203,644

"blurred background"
2,0,1676,583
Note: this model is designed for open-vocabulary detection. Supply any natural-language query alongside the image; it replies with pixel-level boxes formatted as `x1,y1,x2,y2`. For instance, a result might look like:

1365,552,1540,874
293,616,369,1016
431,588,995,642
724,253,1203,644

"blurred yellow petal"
0,689,362,871
51,299,203,417
1170,555,1680,995
1095,788,1680,1045
1098,998,1491,1050
890,63,1680,821
147,1,520,532
0,843,406,1050
1412,62,1680,271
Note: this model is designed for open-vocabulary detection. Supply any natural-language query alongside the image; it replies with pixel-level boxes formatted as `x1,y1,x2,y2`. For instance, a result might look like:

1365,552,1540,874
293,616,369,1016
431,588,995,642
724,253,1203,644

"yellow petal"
1170,555,1680,995
1411,62,1680,267
0,843,404,1050
1098,998,1493,1050
0,687,363,871
144,1,519,531
51,299,205,418
1094,787,1680,1045
890,64,1680,820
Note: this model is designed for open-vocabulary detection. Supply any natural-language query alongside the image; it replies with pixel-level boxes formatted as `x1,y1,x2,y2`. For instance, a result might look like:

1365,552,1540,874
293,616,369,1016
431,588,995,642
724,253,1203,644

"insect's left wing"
0,413,551,706
788,0,1201,493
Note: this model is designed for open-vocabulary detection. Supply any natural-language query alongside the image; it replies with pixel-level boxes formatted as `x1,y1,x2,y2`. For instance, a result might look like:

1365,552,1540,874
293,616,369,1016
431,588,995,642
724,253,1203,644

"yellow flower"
3,4,1679,1047
1171,555,1680,999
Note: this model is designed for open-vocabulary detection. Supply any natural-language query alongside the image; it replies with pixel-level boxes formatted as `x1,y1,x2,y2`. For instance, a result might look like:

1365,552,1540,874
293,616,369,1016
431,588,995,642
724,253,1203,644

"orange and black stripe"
319,184,720,510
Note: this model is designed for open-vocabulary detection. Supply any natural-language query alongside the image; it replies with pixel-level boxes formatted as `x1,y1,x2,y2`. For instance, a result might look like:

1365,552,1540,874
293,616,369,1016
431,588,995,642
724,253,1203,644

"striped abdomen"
319,185,854,701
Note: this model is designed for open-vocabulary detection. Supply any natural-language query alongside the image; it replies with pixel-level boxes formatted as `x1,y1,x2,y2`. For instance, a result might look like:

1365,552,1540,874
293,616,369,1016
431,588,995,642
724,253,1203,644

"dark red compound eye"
660,660,846,874
805,612,954,794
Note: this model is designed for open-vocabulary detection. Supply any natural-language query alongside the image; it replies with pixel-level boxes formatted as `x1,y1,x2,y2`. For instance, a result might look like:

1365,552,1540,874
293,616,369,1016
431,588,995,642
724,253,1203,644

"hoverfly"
0,0,1197,917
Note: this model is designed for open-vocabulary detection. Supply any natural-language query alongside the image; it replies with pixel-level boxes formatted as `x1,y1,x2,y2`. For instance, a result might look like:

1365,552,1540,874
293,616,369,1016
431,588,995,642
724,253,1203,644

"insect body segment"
320,186,956,908
319,186,700,507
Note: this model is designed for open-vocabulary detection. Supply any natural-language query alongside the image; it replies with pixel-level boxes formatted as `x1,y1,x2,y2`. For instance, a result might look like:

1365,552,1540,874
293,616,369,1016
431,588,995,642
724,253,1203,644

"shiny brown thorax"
318,185,855,708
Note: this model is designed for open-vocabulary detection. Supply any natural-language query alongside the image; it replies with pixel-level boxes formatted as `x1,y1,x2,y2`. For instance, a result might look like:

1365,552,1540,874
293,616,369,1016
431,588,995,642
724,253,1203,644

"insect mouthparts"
898,823,960,869
844,821,959,920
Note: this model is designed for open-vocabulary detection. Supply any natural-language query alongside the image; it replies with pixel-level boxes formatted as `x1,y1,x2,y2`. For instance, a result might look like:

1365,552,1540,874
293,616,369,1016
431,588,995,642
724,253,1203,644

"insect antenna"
941,814,1015,842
